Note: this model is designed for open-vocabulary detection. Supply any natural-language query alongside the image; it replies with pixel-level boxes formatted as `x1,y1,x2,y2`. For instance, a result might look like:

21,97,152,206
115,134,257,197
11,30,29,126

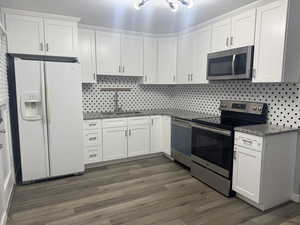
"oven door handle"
191,123,232,136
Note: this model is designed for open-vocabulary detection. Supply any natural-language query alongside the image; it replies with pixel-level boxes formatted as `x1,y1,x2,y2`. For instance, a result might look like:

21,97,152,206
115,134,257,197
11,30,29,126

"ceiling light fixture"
134,0,194,12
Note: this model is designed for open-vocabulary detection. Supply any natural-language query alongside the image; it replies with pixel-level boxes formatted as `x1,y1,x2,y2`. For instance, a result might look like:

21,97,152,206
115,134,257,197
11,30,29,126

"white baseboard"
0,212,7,225
291,193,300,202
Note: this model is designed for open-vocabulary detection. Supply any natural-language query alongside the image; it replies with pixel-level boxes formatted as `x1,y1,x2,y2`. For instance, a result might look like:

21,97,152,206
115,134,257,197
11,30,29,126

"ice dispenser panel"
20,91,42,121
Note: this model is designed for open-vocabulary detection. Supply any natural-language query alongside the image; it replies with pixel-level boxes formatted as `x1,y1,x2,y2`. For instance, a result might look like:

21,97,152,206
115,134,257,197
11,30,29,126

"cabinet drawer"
127,117,150,126
84,131,100,147
235,132,263,151
85,148,101,164
102,118,127,128
84,120,101,130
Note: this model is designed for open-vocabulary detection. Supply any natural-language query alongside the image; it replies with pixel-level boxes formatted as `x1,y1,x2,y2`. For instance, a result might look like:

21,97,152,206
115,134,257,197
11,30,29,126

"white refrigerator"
12,58,84,183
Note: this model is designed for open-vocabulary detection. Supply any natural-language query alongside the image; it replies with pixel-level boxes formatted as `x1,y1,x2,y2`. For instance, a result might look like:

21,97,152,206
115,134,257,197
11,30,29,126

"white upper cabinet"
44,19,78,57
6,14,44,55
121,34,143,76
96,31,121,76
79,28,97,83
211,19,231,52
157,37,177,84
96,32,143,76
231,9,256,49
211,9,256,52
253,0,288,83
143,37,158,84
5,11,79,57
192,26,211,84
177,34,193,84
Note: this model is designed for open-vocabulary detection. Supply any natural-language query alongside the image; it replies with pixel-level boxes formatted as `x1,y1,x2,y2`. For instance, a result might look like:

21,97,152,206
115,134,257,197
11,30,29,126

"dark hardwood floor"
7,156,300,225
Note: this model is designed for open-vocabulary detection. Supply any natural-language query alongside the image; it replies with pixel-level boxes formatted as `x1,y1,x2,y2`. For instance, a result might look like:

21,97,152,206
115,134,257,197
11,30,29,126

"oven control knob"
253,106,258,111
258,106,263,111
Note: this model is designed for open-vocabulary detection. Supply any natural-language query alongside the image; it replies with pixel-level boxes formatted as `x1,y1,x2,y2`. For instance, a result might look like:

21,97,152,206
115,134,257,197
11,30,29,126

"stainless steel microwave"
207,46,254,81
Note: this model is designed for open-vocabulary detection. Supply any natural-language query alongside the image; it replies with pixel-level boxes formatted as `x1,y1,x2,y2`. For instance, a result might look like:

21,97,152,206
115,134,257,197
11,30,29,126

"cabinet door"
192,26,211,84
143,37,158,84
231,9,256,48
44,19,78,57
150,116,161,153
79,29,97,83
211,19,231,52
96,32,121,76
6,14,44,55
161,116,171,155
232,146,262,203
253,0,288,83
121,34,143,76
157,37,177,84
177,34,193,84
128,124,150,157
103,127,127,161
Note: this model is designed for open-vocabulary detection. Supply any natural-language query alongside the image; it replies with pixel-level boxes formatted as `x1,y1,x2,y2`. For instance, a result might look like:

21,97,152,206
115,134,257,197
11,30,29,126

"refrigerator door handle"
44,67,51,124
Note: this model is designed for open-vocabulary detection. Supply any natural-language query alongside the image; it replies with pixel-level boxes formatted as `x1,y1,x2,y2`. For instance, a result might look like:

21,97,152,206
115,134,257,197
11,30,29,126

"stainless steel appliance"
191,100,268,196
171,118,192,168
207,46,254,80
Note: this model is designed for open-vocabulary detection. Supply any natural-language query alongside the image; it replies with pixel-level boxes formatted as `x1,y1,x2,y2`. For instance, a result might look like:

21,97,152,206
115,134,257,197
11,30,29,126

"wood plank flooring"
6,156,300,225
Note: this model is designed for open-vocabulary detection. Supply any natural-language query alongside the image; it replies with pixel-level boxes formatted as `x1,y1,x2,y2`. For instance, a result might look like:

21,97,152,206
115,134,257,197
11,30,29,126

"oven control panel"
220,100,267,115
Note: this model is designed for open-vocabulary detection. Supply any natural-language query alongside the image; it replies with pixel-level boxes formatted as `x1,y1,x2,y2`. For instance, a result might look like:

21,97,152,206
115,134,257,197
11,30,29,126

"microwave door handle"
232,54,236,75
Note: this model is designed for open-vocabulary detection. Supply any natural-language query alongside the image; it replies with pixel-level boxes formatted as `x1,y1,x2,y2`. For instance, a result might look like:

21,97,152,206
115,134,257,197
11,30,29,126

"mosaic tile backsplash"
82,76,300,128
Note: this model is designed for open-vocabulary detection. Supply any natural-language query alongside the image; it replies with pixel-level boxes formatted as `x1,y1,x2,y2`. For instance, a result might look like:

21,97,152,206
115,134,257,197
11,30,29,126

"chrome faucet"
101,88,132,113
113,91,122,113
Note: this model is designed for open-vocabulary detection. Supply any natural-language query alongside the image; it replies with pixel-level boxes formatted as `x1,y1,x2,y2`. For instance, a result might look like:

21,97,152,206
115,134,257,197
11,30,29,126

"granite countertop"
235,124,300,137
83,109,217,121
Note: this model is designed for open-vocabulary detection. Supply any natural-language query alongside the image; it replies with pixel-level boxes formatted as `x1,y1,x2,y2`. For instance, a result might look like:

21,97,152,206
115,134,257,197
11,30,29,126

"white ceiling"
0,0,258,33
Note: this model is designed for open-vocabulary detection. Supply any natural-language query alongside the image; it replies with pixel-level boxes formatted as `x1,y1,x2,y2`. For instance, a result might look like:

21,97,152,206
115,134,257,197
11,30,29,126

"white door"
96,32,121,76
143,37,158,84
232,146,262,203
128,124,150,157
0,106,14,224
177,34,193,84
231,9,256,48
44,19,78,57
45,62,84,177
14,59,49,182
121,34,143,76
79,28,97,83
6,14,44,55
150,116,161,153
253,0,288,83
192,26,211,84
211,19,231,52
157,37,177,84
103,127,128,160
161,116,171,155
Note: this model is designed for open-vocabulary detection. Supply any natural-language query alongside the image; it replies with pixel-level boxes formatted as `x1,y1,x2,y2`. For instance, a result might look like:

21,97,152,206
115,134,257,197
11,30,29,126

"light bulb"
166,0,179,12
134,0,147,10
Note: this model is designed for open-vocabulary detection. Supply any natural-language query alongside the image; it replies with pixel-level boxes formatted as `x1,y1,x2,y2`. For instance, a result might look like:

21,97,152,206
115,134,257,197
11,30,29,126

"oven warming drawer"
191,161,234,197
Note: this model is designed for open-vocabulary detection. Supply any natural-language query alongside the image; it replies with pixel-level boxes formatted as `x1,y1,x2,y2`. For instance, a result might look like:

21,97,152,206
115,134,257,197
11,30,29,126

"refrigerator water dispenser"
20,91,42,121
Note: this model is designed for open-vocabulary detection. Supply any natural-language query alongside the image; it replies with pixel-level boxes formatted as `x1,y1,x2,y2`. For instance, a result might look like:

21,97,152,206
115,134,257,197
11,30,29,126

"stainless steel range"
190,100,268,197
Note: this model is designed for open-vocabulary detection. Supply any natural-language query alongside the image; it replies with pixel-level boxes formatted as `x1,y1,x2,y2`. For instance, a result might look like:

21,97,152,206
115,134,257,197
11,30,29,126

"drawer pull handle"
89,123,97,127
242,139,253,145
89,137,97,141
90,154,97,158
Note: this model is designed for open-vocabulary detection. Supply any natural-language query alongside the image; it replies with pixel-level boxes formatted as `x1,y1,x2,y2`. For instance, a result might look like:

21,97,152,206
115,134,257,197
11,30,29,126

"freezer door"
14,59,50,182
44,62,84,177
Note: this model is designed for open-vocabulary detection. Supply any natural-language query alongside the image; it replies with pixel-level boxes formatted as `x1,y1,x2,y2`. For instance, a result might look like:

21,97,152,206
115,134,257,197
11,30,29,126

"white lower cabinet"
83,120,102,164
83,115,171,165
233,131,297,211
161,116,171,155
233,145,262,203
103,126,128,161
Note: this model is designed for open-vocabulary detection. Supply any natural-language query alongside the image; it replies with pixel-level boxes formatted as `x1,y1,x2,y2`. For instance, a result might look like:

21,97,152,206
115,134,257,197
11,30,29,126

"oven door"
191,123,233,178
207,46,254,80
